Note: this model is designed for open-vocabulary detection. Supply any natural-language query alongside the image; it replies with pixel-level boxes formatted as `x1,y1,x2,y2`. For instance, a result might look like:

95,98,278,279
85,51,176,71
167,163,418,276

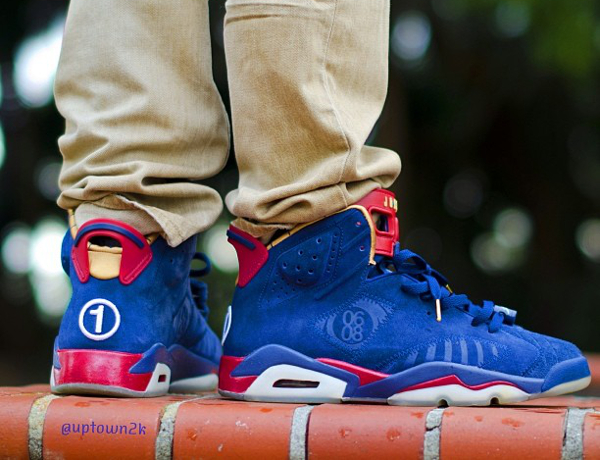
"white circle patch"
78,298,121,341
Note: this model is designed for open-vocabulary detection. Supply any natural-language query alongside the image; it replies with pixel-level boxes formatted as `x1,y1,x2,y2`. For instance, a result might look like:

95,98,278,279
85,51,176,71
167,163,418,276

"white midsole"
538,376,591,398
50,363,171,397
227,364,591,406
387,383,528,406
243,364,347,403
170,373,218,393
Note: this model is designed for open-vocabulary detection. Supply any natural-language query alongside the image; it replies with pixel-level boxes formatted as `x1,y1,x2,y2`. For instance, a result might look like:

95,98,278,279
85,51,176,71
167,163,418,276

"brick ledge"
0,386,598,459
0,352,598,459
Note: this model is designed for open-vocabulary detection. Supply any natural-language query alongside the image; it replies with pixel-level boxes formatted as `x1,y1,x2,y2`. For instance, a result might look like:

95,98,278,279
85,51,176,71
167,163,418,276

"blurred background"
0,0,598,385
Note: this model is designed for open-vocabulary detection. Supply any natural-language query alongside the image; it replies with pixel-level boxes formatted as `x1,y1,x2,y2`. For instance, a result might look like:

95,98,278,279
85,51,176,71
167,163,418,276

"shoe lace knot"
190,252,211,319
379,243,516,333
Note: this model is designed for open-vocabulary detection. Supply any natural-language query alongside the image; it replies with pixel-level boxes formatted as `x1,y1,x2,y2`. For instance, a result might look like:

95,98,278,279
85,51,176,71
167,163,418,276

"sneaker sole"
218,344,591,406
51,344,218,398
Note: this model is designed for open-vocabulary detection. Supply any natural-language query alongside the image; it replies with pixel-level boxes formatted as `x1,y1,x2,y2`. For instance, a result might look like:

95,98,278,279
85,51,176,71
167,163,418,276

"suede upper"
225,206,586,381
57,228,221,366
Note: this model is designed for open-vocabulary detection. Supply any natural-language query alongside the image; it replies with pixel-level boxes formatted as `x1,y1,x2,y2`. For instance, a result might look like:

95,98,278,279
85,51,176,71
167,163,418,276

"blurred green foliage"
452,0,598,78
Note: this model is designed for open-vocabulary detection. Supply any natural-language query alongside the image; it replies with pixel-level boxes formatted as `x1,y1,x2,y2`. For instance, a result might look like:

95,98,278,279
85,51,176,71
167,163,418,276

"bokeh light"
202,223,238,274
28,218,70,321
35,159,62,201
29,218,65,277
391,11,432,62
471,207,533,274
443,171,486,218
0,122,6,170
576,219,600,263
493,208,533,248
471,233,524,274
13,16,64,108
1,224,31,275
494,1,531,38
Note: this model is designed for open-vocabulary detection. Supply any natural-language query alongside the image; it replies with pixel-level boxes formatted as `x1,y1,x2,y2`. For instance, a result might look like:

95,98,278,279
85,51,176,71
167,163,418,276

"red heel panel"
53,349,152,392
218,355,256,393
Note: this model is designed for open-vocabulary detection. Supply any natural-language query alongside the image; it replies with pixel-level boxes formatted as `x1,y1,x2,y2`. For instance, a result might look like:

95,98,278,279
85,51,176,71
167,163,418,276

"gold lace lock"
435,298,442,322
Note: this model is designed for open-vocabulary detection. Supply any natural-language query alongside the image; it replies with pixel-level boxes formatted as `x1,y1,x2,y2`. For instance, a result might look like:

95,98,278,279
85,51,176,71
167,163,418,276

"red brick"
0,393,44,460
587,353,600,390
21,384,52,393
307,405,428,459
0,385,49,396
440,407,566,460
517,396,600,408
173,399,300,459
584,412,600,460
42,395,189,459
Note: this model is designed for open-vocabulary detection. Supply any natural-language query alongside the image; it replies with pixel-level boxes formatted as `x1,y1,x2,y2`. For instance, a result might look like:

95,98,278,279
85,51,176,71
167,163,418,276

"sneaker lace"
190,252,211,319
379,242,515,333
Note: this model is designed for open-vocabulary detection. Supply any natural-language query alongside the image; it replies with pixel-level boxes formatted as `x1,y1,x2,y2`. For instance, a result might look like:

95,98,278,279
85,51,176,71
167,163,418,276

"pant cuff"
71,195,199,247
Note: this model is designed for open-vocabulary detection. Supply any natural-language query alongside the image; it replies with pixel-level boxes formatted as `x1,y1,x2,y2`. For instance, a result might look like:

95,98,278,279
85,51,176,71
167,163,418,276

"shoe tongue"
356,189,400,257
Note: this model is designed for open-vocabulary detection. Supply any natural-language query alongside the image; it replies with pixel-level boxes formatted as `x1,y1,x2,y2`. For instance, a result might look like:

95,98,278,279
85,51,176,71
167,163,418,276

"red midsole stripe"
398,374,518,393
316,357,390,386
218,354,520,395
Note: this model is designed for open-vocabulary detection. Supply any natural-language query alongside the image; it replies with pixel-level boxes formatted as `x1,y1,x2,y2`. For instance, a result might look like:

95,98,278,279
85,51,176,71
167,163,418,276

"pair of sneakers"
51,189,591,405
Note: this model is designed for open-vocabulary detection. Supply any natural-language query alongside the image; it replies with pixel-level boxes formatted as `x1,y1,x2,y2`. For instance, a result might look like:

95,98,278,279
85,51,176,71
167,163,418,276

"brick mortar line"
27,394,60,460
289,405,314,460
155,395,215,460
16,391,600,459
561,407,593,460
423,407,445,460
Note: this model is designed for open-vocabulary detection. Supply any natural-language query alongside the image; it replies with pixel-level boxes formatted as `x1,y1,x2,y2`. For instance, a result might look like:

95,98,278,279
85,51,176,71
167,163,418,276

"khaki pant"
56,0,401,247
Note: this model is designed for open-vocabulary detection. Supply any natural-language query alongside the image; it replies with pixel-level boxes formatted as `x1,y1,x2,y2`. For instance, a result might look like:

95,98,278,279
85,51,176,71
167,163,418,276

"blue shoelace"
378,242,515,333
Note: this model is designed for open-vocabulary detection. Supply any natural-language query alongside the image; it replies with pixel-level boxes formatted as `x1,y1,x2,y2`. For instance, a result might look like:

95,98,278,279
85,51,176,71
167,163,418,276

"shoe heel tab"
227,226,268,287
355,188,400,258
72,219,153,285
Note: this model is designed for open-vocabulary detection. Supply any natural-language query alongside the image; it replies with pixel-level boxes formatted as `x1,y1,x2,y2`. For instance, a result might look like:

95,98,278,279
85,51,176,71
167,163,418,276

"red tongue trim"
356,189,400,257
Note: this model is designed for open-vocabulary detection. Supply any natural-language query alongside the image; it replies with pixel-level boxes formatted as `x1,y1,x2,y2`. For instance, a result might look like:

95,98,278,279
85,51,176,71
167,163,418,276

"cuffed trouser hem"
223,0,401,237
66,193,223,247
229,179,388,241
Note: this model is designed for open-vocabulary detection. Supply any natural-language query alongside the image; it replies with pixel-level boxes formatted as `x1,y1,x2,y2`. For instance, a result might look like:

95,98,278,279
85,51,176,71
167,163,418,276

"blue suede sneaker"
219,189,591,406
51,217,222,397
